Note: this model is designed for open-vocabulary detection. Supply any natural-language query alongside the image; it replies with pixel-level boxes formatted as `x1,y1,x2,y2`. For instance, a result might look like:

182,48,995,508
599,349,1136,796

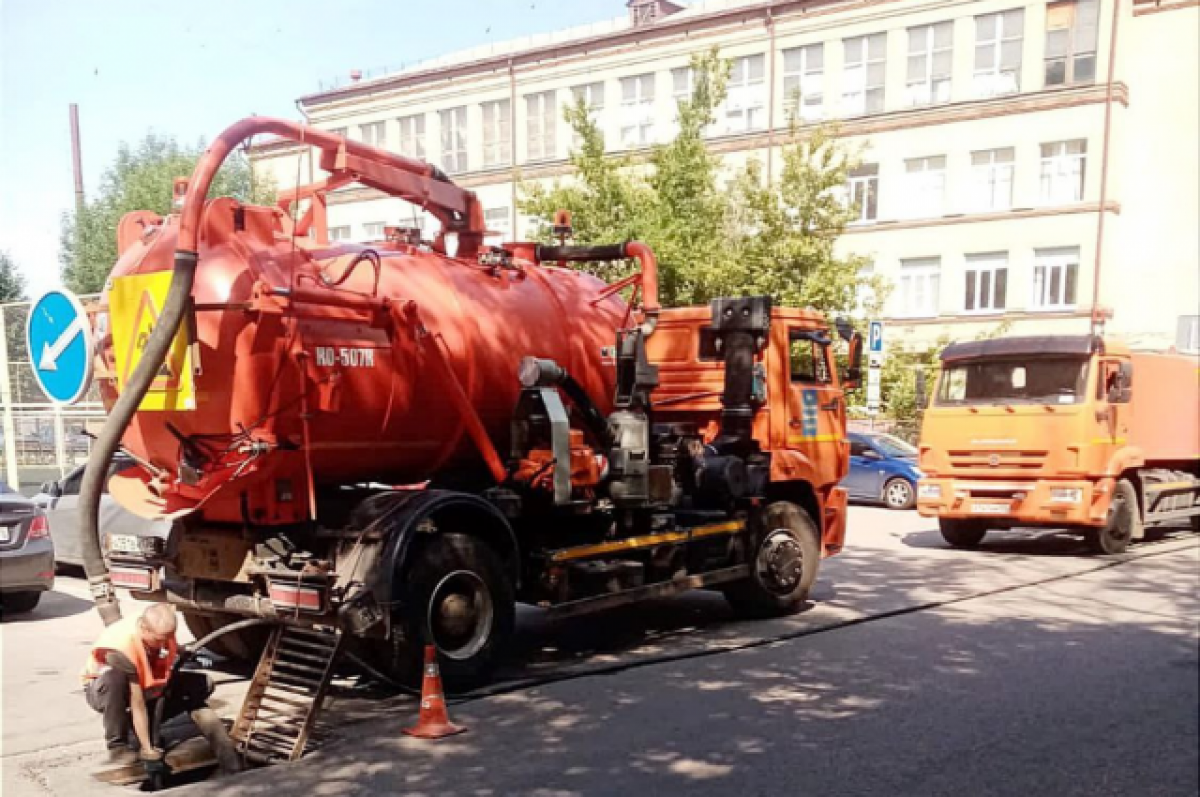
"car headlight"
1050,488,1082,504
918,483,942,500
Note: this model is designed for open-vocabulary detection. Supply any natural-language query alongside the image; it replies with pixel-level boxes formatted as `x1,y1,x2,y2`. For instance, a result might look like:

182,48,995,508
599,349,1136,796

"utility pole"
69,104,85,213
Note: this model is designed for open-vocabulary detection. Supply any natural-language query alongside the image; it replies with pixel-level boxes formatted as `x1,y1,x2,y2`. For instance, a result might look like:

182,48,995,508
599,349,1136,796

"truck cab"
917,335,1199,553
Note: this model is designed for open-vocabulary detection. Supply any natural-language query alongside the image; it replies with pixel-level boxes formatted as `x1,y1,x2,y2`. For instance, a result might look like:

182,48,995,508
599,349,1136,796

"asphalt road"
3,507,1196,796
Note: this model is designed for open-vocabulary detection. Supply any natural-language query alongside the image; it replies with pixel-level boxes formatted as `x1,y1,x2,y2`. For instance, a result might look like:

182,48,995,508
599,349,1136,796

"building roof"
298,0,819,107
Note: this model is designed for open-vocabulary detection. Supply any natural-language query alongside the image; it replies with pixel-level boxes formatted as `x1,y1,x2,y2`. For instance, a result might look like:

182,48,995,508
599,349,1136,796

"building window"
843,33,887,116
855,262,878,316
671,66,694,103
398,114,426,160
898,258,941,318
328,225,351,241
1032,247,1080,309
1040,139,1087,203
724,54,766,133
974,8,1025,97
1177,316,1200,354
1045,0,1099,86
906,23,953,106
359,121,386,148
847,164,879,223
362,221,386,240
620,73,656,147
481,99,511,168
439,106,468,174
964,253,1009,313
571,82,605,148
525,91,557,162
484,207,511,240
903,156,947,218
969,148,1015,212
782,44,824,122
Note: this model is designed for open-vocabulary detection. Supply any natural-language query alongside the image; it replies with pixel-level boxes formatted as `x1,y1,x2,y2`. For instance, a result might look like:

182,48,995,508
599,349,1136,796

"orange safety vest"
81,616,178,694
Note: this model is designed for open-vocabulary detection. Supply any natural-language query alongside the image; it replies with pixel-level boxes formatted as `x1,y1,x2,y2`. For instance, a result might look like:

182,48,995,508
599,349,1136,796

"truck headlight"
918,483,942,500
1050,488,1082,504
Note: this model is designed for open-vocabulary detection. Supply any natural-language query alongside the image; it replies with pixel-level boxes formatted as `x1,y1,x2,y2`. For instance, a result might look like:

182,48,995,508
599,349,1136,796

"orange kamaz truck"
917,335,1199,553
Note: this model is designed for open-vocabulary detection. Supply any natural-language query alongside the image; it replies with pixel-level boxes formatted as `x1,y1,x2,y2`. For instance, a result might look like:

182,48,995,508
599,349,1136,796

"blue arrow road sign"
26,289,94,404
868,320,884,354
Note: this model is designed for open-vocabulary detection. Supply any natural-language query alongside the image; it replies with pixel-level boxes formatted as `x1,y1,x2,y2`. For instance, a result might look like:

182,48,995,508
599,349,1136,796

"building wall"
251,0,1197,351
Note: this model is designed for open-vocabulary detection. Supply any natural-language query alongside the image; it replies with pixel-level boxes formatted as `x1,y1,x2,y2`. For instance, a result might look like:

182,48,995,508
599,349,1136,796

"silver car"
0,482,54,616
35,457,170,569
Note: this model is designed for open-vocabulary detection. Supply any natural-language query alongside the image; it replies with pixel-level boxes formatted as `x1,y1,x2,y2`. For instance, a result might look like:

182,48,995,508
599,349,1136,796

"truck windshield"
936,357,1090,406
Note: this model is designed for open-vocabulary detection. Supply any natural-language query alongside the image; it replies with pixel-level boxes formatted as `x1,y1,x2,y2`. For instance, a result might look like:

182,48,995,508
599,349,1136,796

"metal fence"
0,296,105,494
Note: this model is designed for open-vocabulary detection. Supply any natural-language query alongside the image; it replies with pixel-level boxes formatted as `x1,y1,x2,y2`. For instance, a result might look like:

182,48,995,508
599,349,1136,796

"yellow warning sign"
109,272,195,411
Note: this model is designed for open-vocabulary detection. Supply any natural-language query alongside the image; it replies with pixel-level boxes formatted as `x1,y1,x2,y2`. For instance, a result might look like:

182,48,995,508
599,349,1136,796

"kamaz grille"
947,451,1048,471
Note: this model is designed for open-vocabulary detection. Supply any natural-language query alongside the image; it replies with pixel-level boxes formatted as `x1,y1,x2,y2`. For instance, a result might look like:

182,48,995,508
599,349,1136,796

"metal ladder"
231,625,343,764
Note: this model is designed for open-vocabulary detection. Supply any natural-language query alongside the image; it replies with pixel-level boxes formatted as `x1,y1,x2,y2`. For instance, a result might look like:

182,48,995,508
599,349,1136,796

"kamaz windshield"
936,357,1089,406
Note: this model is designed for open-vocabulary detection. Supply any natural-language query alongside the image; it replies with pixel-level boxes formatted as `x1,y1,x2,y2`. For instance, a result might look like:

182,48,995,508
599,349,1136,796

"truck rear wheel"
381,532,515,691
939,518,988,548
723,501,821,619
1086,478,1141,555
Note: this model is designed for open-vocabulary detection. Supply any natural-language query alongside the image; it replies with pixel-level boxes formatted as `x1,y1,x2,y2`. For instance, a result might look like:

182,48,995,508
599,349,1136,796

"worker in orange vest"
81,603,239,773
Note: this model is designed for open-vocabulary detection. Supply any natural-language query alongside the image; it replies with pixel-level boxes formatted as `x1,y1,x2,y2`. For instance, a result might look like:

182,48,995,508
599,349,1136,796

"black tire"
1,591,42,616
939,518,988,548
1086,478,1141,555
183,611,269,663
883,478,916,510
379,532,515,691
723,501,821,619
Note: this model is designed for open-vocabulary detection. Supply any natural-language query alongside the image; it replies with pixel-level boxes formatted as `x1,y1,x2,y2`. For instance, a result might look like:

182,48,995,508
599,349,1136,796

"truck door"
785,328,843,483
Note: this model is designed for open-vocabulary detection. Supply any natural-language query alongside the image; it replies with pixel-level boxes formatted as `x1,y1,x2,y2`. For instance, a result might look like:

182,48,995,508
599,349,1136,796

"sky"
0,0,626,297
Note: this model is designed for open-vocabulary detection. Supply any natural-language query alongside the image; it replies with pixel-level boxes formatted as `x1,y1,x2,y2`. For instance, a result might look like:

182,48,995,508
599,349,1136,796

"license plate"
108,534,142,554
971,502,1010,515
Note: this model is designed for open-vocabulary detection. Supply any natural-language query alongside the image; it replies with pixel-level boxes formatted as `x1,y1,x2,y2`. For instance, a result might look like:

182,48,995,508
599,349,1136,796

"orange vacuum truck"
76,117,860,689
918,335,1200,554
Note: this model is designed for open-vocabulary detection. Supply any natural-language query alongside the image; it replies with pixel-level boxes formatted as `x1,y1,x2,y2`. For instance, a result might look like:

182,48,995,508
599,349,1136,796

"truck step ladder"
231,625,343,764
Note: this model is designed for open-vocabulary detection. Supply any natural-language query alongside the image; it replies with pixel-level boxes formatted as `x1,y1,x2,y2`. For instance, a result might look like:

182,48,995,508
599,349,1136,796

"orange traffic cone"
403,645,467,739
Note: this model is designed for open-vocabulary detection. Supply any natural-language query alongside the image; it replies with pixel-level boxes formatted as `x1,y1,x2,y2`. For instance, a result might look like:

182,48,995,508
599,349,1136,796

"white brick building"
251,0,1200,351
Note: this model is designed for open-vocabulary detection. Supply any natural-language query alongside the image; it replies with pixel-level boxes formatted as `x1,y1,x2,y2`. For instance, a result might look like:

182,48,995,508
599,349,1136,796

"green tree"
59,134,274,294
522,48,876,314
0,251,27,303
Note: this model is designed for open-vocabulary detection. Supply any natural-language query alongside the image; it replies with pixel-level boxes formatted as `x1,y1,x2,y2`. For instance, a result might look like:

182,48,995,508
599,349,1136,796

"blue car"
843,431,923,510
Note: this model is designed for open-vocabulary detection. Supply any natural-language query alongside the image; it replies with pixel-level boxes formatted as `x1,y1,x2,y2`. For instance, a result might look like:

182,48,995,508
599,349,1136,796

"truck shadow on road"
185,547,1199,797
901,524,1197,557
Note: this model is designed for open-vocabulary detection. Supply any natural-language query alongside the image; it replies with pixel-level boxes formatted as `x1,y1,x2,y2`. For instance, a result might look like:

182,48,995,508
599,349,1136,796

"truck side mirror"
841,326,863,390
1109,361,1133,404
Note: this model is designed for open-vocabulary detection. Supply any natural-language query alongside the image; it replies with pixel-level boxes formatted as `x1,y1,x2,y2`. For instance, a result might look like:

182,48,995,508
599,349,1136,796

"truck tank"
96,200,627,523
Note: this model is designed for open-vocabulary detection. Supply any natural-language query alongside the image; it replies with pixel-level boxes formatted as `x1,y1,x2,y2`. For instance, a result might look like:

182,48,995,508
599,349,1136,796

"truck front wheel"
383,532,515,691
1086,478,1141,555
723,501,821,618
939,518,988,548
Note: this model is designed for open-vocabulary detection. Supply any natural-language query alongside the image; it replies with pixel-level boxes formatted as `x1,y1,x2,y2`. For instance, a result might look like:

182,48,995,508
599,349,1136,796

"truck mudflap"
822,487,848,555
916,478,1110,526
